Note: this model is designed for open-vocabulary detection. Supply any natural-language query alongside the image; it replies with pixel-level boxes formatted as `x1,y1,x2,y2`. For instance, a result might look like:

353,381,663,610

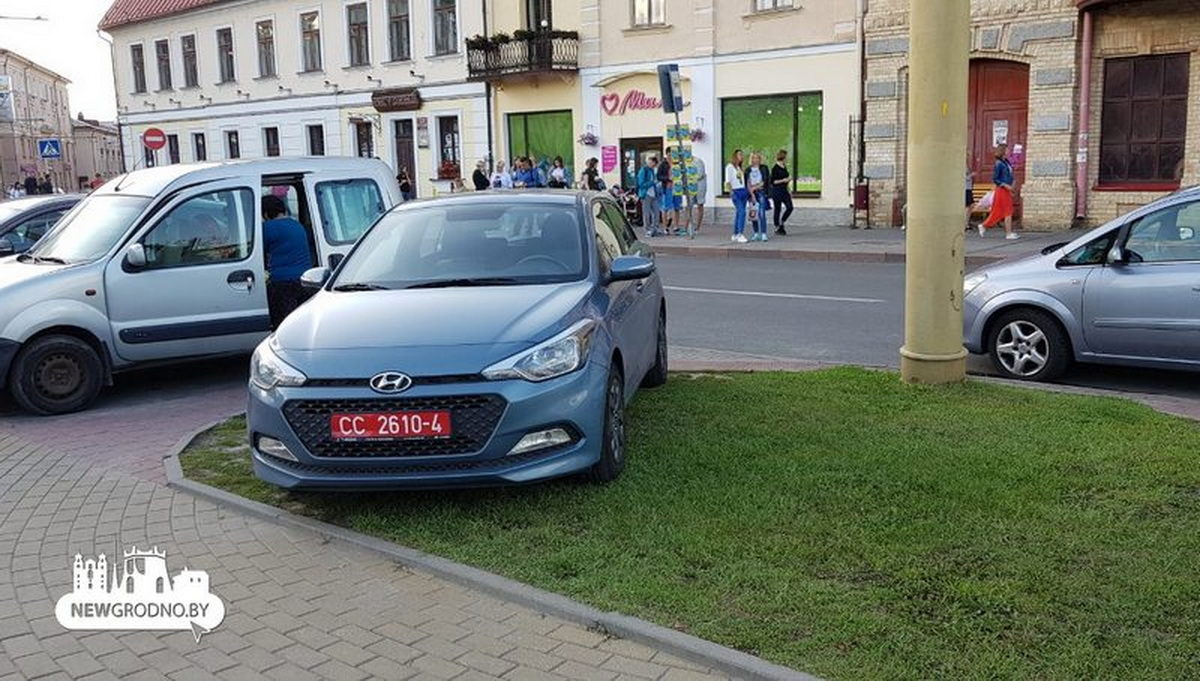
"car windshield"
333,201,588,289
27,195,151,264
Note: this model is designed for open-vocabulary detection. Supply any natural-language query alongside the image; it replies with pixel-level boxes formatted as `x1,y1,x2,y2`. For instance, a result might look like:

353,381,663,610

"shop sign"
372,88,422,113
601,89,663,116
601,145,619,173
416,117,429,148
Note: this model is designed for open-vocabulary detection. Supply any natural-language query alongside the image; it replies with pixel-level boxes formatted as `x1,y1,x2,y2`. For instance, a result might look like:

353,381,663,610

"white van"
0,158,402,415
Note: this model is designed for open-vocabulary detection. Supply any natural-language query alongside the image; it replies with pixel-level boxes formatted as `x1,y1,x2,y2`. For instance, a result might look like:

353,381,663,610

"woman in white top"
725,149,749,243
548,156,569,188
490,160,514,189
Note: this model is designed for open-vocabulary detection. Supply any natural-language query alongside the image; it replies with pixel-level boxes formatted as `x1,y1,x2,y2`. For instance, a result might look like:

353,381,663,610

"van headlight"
483,320,597,382
250,338,307,390
963,272,988,297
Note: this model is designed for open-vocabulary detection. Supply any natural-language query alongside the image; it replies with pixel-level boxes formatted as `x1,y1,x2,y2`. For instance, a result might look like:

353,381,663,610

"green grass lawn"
181,368,1200,680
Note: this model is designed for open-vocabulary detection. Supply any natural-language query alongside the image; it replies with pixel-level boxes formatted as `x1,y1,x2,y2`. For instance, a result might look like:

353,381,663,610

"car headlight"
250,337,307,390
963,272,988,297
483,320,597,382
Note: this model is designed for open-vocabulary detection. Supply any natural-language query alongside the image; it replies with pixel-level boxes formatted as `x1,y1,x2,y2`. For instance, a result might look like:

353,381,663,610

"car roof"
0,194,84,212
392,189,602,212
90,157,396,199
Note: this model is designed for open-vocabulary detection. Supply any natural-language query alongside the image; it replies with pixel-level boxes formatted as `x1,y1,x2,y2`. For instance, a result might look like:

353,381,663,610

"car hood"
0,258,71,288
273,282,593,374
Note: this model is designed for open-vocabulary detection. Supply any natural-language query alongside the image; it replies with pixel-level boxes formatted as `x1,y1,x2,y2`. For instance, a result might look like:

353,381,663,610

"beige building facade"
0,50,76,192
71,117,123,189
863,0,1200,230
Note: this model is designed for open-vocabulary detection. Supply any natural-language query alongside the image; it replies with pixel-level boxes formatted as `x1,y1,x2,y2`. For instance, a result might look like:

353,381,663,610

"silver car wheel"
996,321,1048,377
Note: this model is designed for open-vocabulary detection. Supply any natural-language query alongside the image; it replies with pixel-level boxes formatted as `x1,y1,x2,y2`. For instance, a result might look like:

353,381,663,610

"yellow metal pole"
899,0,970,384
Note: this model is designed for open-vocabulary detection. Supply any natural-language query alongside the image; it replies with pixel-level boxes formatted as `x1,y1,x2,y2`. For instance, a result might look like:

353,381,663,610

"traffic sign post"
38,138,62,159
657,64,693,238
142,128,167,151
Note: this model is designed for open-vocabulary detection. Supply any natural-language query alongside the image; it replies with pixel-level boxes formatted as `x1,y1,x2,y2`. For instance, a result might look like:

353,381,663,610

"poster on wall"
667,144,698,196
416,117,429,148
601,145,619,173
665,124,690,142
0,76,13,123
992,120,1008,147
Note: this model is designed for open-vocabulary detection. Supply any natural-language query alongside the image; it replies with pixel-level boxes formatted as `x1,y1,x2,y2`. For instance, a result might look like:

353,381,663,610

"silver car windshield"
333,202,588,290
27,195,151,264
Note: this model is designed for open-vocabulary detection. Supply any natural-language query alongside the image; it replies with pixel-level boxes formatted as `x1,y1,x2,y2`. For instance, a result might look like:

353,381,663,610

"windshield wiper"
404,277,521,289
332,282,391,292
17,253,69,265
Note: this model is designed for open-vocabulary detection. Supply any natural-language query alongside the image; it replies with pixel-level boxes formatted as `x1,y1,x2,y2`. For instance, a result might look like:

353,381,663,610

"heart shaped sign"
600,92,620,116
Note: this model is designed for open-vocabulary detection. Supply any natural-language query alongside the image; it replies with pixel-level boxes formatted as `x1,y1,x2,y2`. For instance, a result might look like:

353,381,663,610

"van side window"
315,178,385,245
141,188,255,269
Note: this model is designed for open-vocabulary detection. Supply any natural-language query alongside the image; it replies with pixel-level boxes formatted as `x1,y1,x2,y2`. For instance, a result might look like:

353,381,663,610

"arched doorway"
968,60,1030,220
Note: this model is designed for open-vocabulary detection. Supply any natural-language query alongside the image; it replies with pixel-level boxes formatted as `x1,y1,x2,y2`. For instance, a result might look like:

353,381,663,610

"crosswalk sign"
38,138,62,159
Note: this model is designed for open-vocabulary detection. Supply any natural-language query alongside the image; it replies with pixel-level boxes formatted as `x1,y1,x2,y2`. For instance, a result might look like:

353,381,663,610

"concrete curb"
164,420,821,681
651,242,1007,267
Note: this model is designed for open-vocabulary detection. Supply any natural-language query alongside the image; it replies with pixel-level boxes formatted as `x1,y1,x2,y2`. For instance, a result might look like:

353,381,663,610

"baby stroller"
609,186,643,227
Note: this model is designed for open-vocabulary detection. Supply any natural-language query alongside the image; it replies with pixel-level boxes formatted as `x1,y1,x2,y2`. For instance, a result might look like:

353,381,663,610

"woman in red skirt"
980,143,1018,240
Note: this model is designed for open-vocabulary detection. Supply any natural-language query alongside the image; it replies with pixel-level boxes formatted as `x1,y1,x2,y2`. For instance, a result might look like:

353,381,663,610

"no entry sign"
142,128,167,151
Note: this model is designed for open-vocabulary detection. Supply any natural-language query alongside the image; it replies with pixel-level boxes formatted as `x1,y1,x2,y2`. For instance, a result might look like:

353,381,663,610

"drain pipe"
482,0,495,172
1074,9,1094,223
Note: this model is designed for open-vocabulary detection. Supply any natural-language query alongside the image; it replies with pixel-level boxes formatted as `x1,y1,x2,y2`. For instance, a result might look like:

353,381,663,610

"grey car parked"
964,185,1200,381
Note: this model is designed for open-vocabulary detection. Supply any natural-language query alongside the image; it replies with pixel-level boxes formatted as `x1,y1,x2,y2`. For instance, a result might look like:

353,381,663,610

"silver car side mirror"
124,243,147,269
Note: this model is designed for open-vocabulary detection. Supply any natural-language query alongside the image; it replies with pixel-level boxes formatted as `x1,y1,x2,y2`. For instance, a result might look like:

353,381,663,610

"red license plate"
329,411,452,440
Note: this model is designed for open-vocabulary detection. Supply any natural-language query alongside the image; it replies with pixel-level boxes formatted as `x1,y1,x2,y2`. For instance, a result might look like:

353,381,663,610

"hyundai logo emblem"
369,371,414,394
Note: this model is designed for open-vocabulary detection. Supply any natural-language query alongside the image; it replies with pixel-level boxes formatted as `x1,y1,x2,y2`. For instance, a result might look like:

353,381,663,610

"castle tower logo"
55,546,225,642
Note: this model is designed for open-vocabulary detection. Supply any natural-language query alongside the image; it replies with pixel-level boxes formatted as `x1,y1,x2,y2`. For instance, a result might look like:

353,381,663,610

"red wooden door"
968,60,1030,213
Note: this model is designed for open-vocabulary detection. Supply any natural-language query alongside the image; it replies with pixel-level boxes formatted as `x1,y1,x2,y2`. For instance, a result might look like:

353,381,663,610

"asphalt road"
658,253,1200,401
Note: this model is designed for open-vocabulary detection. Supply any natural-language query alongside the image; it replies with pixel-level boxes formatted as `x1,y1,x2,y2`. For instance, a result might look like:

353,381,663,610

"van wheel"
9,336,103,415
588,368,626,484
987,309,1070,382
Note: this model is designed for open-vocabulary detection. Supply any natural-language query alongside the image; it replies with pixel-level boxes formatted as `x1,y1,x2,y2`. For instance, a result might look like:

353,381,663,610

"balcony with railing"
466,31,580,82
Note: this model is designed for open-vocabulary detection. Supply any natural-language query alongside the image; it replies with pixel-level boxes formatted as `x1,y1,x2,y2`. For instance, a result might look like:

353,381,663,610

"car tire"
588,367,626,484
9,335,104,415
986,308,1070,382
642,308,668,389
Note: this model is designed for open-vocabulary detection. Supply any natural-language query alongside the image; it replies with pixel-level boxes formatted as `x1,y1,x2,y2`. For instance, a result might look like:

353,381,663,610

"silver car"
964,185,1200,381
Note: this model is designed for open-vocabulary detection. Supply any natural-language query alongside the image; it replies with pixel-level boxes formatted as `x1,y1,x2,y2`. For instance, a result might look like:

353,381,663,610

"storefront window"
721,92,823,195
1100,53,1188,186
507,110,573,176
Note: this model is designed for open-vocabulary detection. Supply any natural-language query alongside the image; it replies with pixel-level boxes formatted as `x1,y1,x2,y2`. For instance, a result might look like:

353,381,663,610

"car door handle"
227,270,255,292
635,280,646,292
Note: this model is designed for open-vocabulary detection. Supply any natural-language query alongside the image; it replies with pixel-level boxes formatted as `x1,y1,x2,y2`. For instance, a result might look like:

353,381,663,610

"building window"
438,115,460,176
354,121,374,157
130,44,147,93
193,132,207,161
264,127,280,156
507,110,573,176
632,0,665,26
257,20,276,78
167,134,180,163
347,3,370,66
216,28,236,82
721,92,824,195
301,12,322,72
388,0,411,61
181,35,199,87
1100,53,1189,187
143,146,156,168
433,0,458,55
307,124,325,155
155,39,172,90
754,0,793,10
226,130,240,159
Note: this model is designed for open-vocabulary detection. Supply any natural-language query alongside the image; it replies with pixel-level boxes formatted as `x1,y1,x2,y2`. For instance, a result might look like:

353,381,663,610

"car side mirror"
1106,245,1129,265
300,267,330,289
0,237,14,258
123,243,146,269
608,254,655,282
328,253,345,270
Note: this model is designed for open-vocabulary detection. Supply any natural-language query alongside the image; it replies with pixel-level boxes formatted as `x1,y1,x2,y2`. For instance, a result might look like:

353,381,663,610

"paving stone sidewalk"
0,433,733,681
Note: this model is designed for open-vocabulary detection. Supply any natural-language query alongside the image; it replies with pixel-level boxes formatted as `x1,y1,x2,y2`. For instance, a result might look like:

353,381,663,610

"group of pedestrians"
725,149,794,243
6,174,58,199
634,152,708,238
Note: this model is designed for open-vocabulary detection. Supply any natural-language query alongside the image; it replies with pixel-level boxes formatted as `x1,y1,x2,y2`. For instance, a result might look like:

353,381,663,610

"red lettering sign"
600,89,665,116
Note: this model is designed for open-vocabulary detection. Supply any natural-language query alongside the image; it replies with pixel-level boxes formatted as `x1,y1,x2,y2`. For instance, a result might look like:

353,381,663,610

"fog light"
507,428,572,456
258,436,298,462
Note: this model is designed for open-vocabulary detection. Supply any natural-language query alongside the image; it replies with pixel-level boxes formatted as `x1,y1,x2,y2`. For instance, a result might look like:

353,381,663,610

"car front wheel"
9,335,104,415
588,367,626,484
642,308,668,388
987,308,1070,382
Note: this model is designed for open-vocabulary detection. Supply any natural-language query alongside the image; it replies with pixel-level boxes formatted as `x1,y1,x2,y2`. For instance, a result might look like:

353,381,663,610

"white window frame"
344,0,372,67
254,16,278,78
386,0,412,62
297,7,325,73
428,0,461,57
153,37,173,91
224,128,241,159
214,25,237,83
179,33,199,88
191,131,207,161
430,109,462,176
754,0,793,10
262,126,281,157
306,123,327,155
129,41,147,94
631,0,666,26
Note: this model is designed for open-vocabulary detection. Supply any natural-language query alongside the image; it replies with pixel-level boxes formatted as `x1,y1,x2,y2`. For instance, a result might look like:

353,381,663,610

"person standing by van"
771,150,793,235
638,156,662,237
262,195,315,329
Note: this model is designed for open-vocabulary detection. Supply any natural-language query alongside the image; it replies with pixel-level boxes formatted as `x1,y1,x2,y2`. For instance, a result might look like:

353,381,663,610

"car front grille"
282,395,507,458
259,446,557,475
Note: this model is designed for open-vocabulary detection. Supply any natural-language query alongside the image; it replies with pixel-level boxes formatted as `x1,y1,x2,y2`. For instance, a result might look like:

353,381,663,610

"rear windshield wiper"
332,282,391,292
404,277,521,289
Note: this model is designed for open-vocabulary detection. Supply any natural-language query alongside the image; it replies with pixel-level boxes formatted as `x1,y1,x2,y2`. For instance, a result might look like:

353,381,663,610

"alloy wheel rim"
996,321,1049,377
608,378,624,464
35,352,83,400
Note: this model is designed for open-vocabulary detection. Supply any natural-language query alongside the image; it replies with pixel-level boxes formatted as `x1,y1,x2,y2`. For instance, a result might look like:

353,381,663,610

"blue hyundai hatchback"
247,191,667,489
